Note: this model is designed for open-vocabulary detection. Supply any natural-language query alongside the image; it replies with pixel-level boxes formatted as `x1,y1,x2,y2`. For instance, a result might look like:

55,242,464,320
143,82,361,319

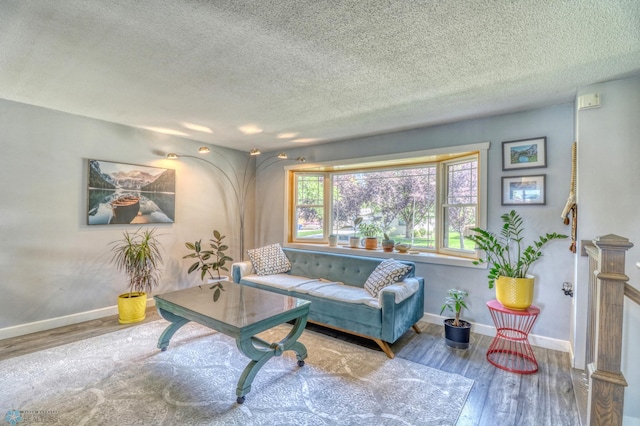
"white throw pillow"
247,243,292,276
364,258,412,298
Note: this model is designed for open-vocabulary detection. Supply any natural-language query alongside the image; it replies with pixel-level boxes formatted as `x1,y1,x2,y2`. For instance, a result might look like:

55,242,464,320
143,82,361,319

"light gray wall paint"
255,104,576,341
0,99,248,330
575,76,640,422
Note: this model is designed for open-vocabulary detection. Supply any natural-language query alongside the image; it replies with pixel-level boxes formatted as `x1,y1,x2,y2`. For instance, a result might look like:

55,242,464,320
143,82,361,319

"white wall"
255,104,576,343
574,76,640,424
0,99,249,335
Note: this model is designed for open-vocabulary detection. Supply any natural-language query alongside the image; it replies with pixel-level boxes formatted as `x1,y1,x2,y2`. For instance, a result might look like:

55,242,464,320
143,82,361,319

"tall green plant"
109,227,164,297
183,230,233,301
466,210,567,288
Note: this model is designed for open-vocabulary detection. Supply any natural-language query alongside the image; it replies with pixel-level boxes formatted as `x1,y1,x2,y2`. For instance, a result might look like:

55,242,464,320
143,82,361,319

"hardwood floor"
0,310,580,425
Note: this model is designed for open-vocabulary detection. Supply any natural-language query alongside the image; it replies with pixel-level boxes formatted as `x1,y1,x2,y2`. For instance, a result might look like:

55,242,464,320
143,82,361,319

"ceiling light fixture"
277,132,299,139
182,122,213,133
238,124,263,135
198,146,211,154
277,152,288,159
167,153,179,159
141,126,189,137
249,148,261,156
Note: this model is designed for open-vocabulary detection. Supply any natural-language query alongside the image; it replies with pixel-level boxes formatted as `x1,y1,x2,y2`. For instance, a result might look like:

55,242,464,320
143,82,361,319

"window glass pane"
443,206,477,250
297,175,324,205
295,174,325,239
443,159,478,251
447,161,478,205
331,167,436,249
295,208,324,239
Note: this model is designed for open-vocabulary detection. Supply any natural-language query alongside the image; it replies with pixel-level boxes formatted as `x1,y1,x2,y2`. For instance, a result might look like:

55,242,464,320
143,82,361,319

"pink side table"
486,300,540,374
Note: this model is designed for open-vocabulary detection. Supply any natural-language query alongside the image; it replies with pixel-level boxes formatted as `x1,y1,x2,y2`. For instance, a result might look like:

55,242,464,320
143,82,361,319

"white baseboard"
420,312,571,353
0,299,156,341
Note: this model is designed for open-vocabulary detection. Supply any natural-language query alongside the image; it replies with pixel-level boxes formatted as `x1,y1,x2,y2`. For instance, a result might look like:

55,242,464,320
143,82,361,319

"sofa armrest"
232,261,255,283
380,276,425,343
379,278,419,304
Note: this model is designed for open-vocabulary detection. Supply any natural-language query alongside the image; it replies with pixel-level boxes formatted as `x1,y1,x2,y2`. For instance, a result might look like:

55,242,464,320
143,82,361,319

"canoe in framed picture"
87,159,175,225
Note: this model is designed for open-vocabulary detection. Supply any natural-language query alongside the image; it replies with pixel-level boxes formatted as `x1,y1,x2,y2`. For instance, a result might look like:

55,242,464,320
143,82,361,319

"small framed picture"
502,175,546,205
502,137,546,170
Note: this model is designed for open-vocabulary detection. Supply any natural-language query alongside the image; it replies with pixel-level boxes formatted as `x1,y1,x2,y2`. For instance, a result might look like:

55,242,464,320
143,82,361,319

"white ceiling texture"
1,1,639,152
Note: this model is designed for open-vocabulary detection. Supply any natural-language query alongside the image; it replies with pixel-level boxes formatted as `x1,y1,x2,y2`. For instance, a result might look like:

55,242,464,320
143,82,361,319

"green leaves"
466,210,567,288
183,230,233,285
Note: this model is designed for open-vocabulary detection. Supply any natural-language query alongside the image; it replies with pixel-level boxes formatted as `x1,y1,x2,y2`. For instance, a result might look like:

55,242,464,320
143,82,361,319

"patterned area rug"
1,321,473,425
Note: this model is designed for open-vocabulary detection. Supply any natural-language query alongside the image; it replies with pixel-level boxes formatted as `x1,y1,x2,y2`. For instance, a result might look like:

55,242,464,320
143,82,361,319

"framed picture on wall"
87,159,176,225
502,137,547,170
502,174,546,205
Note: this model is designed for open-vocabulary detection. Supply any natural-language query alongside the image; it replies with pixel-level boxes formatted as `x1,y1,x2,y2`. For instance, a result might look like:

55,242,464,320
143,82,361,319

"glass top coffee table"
154,282,311,404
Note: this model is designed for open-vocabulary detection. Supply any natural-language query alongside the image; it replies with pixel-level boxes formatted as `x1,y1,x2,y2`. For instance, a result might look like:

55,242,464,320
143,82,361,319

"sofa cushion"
364,258,412,297
241,274,318,291
308,283,380,308
247,243,292,275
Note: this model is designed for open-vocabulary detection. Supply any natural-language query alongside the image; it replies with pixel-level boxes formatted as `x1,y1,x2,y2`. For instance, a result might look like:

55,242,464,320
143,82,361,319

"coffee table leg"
156,308,190,351
234,315,308,403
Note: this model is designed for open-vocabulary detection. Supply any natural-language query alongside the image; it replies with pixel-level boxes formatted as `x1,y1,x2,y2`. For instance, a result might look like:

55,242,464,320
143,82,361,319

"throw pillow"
364,258,412,298
247,243,292,276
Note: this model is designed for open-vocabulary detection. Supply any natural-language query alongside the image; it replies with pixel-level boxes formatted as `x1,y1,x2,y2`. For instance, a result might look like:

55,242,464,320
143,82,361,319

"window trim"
283,142,489,264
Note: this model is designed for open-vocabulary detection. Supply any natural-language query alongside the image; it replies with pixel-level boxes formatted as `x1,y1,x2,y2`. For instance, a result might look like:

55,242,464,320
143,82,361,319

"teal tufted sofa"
232,248,425,358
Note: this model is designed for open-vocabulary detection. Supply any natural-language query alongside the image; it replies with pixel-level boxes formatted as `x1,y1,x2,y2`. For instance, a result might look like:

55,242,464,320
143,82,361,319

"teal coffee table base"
154,284,310,404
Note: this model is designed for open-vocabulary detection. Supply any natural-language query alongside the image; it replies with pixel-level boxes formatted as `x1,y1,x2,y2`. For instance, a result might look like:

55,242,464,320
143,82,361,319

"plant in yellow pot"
466,210,567,310
109,228,164,324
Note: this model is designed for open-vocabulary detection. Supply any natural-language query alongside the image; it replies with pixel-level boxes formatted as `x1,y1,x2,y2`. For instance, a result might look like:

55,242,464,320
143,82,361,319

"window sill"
283,243,486,269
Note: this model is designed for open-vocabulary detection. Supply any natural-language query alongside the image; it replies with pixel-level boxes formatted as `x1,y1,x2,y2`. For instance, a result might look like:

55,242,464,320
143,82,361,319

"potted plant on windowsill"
183,230,233,302
440,288,471,349
359,222,382,250
349,216,363,248
381,233,395,252
466,210,567,310
109,227,164,324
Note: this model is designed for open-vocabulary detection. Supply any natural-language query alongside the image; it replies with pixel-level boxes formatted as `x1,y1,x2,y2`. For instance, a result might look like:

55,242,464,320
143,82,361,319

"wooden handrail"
625,283,640,305
584,234,634,426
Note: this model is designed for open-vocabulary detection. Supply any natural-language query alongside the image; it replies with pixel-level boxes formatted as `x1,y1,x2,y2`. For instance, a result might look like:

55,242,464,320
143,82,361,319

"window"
286,143,488,259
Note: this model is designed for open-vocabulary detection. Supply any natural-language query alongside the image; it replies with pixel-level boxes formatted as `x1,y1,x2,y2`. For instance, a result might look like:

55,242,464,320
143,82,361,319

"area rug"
0,321,473,425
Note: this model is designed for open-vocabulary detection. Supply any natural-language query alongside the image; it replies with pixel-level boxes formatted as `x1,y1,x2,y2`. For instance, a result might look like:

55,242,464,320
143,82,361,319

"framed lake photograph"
87,159,176,225
502,174,546,205
502,137,546,170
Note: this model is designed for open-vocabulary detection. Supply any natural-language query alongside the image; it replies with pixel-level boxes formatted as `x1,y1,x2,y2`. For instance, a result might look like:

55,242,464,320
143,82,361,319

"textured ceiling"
1,1,639,152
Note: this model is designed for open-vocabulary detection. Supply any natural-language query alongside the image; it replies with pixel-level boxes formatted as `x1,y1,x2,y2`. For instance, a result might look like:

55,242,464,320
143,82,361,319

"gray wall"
0,99,248,332
575,76,640,423
255,104,576,341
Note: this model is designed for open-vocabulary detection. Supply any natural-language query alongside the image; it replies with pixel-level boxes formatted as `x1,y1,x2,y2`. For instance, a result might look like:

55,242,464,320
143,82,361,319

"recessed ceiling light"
238,124,263,135
292,138,318,143
182,122,213,133
141,126,189,136
277,132,299,139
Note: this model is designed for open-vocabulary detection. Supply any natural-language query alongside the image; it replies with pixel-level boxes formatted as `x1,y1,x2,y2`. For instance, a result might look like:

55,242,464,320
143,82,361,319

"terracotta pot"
381,240,395,252
117,292,147,324
364,237,378,250
495,275,534,310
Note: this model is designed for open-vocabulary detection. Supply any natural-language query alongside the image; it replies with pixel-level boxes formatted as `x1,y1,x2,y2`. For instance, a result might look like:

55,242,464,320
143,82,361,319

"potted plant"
466,210,567,310
381,233,395,252
440,289,471,349
109,227,164,324
349,216,363,248
183,230,233,301
359,222,382,250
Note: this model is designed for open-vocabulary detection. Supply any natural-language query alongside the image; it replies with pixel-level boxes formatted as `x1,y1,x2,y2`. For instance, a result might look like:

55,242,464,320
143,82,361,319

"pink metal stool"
486,300,540,374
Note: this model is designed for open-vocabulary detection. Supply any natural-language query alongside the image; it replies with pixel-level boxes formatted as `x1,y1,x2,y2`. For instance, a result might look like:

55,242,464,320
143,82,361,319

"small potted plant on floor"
440,288,471,349
359,222,382,250
466,210,567,310
183,230,233,301
109,227,164,324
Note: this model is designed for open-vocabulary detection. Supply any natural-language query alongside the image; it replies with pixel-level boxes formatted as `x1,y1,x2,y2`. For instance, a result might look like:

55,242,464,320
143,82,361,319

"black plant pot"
443,319,471,349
